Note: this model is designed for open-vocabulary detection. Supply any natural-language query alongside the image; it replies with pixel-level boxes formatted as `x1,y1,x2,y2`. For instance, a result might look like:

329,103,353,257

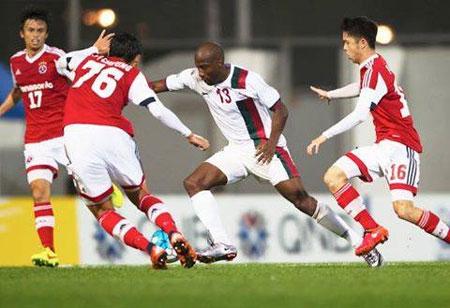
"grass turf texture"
1,262,449,308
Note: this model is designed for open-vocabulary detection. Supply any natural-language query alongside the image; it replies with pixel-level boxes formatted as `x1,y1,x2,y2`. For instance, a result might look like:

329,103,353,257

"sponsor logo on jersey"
38,61,47,74
19,81,54,93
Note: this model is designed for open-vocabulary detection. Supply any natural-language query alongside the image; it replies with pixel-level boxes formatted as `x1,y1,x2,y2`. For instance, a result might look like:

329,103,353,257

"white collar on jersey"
25,44,48,64
359,53,379,69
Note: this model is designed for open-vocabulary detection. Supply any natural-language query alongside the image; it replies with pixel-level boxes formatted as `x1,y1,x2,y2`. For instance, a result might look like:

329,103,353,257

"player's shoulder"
172,67,198,85
179,67,197,79
372,54,389,71
362,54,390,75
44,45,65,58
229,64,251,89
10,49,26,62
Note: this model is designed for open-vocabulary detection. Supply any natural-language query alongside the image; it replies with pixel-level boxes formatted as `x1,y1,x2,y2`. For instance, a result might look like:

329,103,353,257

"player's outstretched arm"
307,88,372,156
310,82,360,102
149,79,169,93
256,100,288,165
146,100,209,151
131,72,209,150
55,30,114,80
0,87,21,117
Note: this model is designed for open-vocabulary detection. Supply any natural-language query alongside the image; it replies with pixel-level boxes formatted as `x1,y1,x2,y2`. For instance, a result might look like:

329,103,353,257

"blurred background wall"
0,0,449,195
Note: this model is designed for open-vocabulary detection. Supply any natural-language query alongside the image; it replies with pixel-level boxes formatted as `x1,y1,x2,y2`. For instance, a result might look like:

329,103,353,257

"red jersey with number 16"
63,55,140,136
360,54,422,153
9,45,69,144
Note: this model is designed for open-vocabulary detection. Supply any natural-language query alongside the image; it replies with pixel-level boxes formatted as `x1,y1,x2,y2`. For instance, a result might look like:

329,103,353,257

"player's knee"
393,200,415,221
323,166,347,192
89,203,113,220
30,181,50,203
183,176,207,196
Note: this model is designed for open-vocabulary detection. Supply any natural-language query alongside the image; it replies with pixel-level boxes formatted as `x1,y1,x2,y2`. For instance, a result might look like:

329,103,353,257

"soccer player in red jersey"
57,33,209,269
308,16,450,255
0,8,113,267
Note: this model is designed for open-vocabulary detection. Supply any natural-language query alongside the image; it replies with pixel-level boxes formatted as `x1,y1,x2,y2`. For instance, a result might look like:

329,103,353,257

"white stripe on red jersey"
359,54,422,152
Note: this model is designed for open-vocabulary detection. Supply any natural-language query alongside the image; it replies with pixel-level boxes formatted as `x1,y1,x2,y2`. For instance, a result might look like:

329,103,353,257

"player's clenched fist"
187,133,210,151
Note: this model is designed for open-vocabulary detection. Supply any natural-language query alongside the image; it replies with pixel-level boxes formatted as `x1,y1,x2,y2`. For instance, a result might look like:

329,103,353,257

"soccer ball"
150,229,178,263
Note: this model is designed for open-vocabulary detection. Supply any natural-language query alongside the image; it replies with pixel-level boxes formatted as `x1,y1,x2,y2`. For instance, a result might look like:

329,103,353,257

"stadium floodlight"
377,24,395,45
97,9,116,28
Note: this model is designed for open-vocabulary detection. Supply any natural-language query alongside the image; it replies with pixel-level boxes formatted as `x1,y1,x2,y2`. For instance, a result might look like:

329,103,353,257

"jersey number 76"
72,60,124,98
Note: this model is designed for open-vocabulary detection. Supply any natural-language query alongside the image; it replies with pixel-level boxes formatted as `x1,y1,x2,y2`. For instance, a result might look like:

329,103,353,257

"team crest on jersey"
38,61,47,74
26,156,33,163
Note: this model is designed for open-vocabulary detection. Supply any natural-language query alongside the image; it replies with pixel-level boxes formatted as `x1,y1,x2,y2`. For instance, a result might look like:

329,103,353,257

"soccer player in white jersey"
57,33,209,269
308,16,450,255
151,42,383,267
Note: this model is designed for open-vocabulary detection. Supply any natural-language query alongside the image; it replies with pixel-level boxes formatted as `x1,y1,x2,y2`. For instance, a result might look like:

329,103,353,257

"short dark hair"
341,16,378,49
20,7,50,32
109,32,143,63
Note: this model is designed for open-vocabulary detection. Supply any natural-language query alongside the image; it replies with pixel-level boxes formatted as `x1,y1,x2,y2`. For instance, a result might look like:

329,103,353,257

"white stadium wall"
76,193,450,265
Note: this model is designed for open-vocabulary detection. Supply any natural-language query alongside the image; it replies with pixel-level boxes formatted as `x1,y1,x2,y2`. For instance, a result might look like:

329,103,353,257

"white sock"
190,190,232,245
313,202,362,248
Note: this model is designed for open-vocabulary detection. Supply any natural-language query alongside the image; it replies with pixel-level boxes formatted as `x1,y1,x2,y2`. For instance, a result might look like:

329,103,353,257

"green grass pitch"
1,262,449,308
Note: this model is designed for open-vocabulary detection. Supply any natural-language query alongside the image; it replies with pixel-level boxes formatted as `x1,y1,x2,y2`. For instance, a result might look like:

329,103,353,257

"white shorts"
24,137,68,184
64,124,145,204
206,142,299,186
334,140,420,201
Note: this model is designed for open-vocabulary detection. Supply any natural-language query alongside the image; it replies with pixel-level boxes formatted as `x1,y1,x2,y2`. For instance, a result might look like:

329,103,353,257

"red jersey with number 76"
360,54,422,153
9,45,69,144
63,54,141,136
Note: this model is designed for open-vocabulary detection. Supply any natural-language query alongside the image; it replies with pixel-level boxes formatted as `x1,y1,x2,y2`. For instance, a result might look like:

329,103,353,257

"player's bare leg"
87,197,167,269
393,200,450,243
125,182,196,268
29,178,59,267
183,162,237,263
324,165,388,255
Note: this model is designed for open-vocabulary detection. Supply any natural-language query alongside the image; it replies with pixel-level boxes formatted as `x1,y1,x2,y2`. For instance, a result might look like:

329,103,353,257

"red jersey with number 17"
360,54,422,153
63,55,141,136
9,45,69,144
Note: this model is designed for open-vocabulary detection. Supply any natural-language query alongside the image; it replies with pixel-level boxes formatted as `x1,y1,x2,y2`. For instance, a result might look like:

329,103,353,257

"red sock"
98,210,151,252
139,194,178,235
418,210,450,243
34,202,55,251
354,210,379,231
333,183,378,230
